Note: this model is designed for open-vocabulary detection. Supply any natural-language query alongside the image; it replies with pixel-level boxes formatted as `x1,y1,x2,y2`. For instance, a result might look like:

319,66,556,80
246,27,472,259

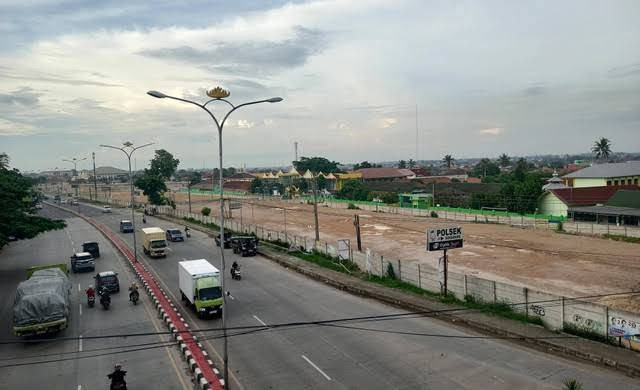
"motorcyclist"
184,226,190,237
99,286,111,304
129,282,139,301
107,363,127,389
86,285,95,302
231,261,240,277
142,214,147,224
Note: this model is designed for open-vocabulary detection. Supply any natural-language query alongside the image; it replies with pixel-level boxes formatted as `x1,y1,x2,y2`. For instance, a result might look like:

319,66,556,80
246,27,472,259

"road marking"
78,335,83,352
253,315,267,327
302,355,331,381
78,385,81,390
78,283,81,292
79,303,82,316
228,293,235,300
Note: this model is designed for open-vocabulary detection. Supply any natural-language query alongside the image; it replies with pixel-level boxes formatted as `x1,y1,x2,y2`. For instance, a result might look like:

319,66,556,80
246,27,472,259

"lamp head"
267,97,283,103
147,90,166,98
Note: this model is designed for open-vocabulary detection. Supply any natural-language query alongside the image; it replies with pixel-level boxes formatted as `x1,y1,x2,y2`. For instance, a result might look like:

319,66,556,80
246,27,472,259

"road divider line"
228,294,235,300
79,303,82,316
252,315,267,327
302,355,331,381
78,335,83,352
78,283,81,292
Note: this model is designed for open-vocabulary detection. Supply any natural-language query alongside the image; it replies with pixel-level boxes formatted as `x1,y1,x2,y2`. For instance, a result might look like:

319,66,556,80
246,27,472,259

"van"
120,220,134,233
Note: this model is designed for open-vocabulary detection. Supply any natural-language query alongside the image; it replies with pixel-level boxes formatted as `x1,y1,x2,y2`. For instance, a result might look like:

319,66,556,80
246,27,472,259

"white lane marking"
78,283,81,292
302,355,331,381
253,315,267,327
228,294,235,300
79,303,82,316
78,386,81,390
78,335,83,352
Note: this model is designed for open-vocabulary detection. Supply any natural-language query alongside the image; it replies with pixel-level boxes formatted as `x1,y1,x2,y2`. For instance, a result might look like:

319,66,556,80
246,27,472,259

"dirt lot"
79,186,640,312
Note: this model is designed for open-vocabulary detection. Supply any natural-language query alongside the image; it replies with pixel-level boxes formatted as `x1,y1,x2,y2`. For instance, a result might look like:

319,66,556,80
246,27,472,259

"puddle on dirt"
460,251,480,256
363,224,392,231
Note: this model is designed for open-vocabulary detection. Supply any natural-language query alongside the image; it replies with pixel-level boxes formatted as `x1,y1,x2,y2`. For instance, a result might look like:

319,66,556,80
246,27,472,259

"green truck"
13,264,71,337
178,259,222,318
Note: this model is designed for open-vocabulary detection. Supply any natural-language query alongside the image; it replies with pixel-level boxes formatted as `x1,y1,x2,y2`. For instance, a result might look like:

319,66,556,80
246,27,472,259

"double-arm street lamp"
99,142,154,263
62,156,87,197
147,87,282,388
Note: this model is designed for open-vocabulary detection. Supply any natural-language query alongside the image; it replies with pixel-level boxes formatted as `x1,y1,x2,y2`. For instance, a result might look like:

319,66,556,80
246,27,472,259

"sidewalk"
163,213,640,378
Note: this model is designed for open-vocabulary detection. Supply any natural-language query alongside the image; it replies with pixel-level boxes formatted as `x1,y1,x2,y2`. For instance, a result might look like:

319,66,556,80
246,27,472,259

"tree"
293,156,340,173
0,152,9,169
353,161,372,170
292,178,308,193
498,153,510,167
149,149,180,179
134,174,167,205
592,137,612,161
250,178,263,193
316,175,327,190
442,155,455,168
472,158,500,178
337,180,370,201
0,160,65,248
201,207,211,216
398,160,407,169
408,159,416,169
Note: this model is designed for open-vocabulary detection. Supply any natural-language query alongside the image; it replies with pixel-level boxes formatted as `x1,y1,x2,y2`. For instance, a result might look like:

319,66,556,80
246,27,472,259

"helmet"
88,285,93,289
114,363,122,370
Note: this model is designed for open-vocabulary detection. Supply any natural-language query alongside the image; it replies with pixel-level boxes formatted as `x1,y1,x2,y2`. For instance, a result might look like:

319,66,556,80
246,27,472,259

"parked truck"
13,264,71,337
142,227,168,257
178,259,222,318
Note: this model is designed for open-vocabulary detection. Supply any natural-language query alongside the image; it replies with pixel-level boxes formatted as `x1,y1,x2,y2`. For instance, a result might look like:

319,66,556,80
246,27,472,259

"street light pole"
100,142,154,263
147,87,282,389
62,156,87,197
92,152,98,201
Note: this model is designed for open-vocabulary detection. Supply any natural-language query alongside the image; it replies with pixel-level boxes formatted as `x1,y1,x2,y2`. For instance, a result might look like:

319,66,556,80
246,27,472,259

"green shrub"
556,221,564,232
347,203,359,210
201,207,211,216
562,378,583,390
430,211,438,218
386,262,396,279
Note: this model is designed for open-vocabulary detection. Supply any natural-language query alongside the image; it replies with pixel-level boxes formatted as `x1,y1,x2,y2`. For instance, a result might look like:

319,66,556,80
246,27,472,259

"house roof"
563,161,640,179
569,205,640,218
606,190,640,209
228,172,256,180
85,166,128,175
356,167,415,180
547,186,639,207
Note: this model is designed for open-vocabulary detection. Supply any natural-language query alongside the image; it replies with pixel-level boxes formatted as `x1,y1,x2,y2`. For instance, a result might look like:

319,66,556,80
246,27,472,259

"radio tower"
294,141,298,162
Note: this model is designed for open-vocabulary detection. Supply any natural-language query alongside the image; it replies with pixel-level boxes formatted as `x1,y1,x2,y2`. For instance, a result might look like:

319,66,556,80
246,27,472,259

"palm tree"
0,152,9,169
398,160,407,169
408,159,416,169
592,137,612,161
562,378,583,390
498,153,510,167
442,155,455,168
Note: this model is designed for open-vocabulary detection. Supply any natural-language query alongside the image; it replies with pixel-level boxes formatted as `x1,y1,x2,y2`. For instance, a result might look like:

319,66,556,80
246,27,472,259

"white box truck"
178,259,223,318
142,227,167,257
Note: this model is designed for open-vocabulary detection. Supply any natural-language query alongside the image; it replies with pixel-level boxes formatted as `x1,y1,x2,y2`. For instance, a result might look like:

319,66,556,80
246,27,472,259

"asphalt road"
61,201,640,390
0,204,193,390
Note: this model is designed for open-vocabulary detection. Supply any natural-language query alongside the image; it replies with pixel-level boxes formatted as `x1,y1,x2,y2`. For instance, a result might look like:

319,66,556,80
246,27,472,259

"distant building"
356,167,415,182
398,192,433,209
538,185,639,217
335,172,363,191
79,166,128,181
562,161,640,188
569,190,640,226
542,171,568,191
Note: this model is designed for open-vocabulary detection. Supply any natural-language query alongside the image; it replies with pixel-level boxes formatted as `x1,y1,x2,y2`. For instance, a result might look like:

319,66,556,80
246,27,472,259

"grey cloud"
608,63,640,78
522,85,546,96
0,71,123,87
0,87,41,106
138,26,326,76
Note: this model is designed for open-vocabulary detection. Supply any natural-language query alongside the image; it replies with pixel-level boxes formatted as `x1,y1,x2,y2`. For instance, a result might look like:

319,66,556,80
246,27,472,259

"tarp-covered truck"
13,264,71,337
178,259,222,318
142,227,167,258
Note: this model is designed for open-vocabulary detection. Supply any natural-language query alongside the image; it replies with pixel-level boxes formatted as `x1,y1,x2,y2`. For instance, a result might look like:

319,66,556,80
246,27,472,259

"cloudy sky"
1,0,639,172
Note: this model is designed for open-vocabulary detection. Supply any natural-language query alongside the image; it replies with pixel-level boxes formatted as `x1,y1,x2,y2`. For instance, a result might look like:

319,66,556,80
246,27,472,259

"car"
35,203,44,209
214,232,233,248
165,228,184,242
70,252,95,273
94,271,120,293
102,205,112,213
230,236,258,257
82,241,100,258
119,220,134,233
70,199,79,205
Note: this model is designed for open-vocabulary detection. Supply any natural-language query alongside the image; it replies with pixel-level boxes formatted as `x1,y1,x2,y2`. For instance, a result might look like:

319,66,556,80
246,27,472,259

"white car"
102,205,112,213
35,203,44,209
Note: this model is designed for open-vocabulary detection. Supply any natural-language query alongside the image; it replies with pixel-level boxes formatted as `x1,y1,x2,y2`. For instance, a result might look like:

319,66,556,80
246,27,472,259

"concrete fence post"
524,287,529,318
492,281,497,303
463,274,468,297
561,296,565,326
380,255,384,276
605,306,609,339
418,264,422,288
397,260,402,281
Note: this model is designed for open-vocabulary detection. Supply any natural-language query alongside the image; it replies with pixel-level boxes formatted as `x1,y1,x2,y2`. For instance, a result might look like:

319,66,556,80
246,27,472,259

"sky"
1,0,639,172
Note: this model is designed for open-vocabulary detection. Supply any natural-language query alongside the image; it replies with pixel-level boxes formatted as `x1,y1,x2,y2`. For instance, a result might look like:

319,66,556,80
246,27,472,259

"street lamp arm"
160,94,223,130
203,97,234,109
219,99,274,129
131,142,154,153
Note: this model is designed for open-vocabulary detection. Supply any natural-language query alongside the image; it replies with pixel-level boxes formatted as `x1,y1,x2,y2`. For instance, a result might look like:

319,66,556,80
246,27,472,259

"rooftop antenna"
294,141,298,162
415,104,419,164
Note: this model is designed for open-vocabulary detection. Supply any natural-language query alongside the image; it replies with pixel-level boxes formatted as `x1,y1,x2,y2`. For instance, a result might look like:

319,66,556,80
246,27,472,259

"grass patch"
464,295,543,325
292,250,360,274
183,216,220,231
563,322,616,345
603,234,640,244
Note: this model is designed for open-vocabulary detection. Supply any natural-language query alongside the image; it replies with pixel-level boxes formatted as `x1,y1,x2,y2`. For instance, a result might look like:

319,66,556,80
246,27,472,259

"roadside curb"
46,203,225,389
257,246,640,378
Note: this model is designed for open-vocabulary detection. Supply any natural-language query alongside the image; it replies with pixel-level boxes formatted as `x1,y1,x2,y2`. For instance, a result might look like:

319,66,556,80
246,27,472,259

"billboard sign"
427,226,463,251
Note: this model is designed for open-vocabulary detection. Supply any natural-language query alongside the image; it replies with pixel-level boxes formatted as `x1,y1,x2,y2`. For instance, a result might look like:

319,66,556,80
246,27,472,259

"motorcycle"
231,266,241,280
129,289,139,305
87,295,95,308
99,290,111,310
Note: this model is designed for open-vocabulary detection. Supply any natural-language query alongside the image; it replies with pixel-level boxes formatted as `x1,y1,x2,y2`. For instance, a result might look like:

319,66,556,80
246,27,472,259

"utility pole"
294,141,298,162
188,182,192,213
283,207,287,244
312,176,320,243
92,152,98,201
353,214,362,251
443,249,448,296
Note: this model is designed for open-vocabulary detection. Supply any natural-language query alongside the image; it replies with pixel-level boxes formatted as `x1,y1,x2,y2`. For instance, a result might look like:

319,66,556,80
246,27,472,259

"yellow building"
563,161,640,188
335,172,363,191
